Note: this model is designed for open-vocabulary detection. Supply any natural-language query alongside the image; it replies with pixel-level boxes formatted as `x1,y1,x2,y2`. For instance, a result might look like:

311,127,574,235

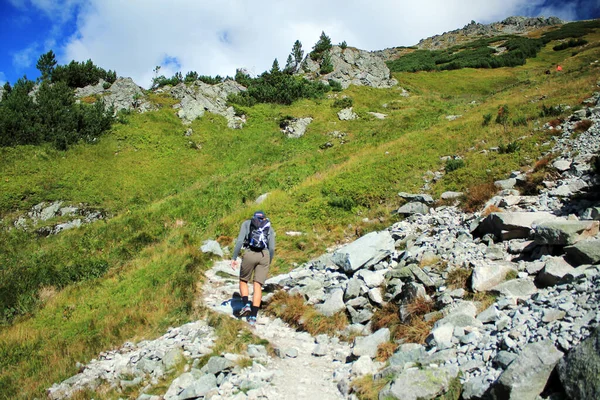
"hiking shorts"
240,250,270,285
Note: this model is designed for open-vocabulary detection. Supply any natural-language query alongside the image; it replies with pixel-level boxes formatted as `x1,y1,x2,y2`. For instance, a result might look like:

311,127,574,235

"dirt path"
202,261,349,399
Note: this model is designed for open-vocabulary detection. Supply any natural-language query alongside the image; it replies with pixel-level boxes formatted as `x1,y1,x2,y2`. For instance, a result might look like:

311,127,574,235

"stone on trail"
565,238,600,266
536,256,575,288
396,201,430,216
398,192,435,205
378,365,459,400
475,212,557,240
558,327,600,400
534,220,599,246
331,230,394,273
316,289,345,317
352,328,390,358
201,240,224,257
471,260,517,292
490,278,537,299
490,340,563,400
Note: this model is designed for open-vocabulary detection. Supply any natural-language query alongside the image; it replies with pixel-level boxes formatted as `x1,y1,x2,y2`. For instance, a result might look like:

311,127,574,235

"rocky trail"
48,93,600,399
201,263,350,400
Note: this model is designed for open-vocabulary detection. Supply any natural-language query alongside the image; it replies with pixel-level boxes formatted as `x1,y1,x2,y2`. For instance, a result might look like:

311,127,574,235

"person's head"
253,210,266,220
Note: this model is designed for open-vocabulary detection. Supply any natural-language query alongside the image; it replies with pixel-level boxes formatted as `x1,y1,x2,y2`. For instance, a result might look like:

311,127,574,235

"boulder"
338,107,358,120
356,269,386,288
534,220,599,245
104,77,154,114
536,256,575,288
316,289,345,316
490,278,537,299
398,192,435,205
471,260,517,292
281,117,313,138
352,328,390,358
558,327,600,400
494,178,517,190
331,230,394,273
441,191,463,201
565,238,600,265
397,202,430,216
200,240,224,257
379,365,458,400
491,340,563,400
475,212,557,240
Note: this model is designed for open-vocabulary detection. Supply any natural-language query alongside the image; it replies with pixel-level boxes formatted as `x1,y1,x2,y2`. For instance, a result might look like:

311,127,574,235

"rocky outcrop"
11,201,106,236
103,78,155,114
0,85,5,102
415,16,564,51
280,117,313,138
299,46,397,89
167,79,246,129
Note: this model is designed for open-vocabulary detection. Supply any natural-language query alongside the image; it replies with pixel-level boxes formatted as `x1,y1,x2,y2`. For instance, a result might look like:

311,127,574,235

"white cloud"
47,0,568,88
0,71,6,85
12,44,39,71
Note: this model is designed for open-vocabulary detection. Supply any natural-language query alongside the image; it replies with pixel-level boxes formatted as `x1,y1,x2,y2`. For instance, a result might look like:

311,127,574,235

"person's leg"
252,282,262,307
250,251,270,317
239,280,249,301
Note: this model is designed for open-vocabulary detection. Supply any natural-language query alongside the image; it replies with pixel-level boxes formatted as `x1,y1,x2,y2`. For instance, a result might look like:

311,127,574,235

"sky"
1,0,599,88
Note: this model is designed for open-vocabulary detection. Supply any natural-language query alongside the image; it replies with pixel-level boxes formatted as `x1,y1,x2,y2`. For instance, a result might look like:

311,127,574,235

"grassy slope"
0,30,599,398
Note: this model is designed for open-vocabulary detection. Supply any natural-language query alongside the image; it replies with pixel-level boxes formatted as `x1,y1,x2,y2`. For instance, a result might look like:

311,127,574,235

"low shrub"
512,116,527,126
482,113,492,126
328,79,343,92
540,104,563,117
332,97,353,109
445,158,465,172
498,141,521,154
461,181,497,212
553,38,588,51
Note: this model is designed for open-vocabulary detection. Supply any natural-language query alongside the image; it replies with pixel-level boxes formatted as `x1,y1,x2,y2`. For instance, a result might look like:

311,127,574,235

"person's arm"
232,220,250,260
268,228,275,261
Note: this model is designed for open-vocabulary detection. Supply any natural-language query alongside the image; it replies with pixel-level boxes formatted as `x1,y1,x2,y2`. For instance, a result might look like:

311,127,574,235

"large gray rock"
199,356,235,375
565,238,600,265
536,256,575,287
104,77,155,114
74,79,108,98
398,192,435,205
169,79,246,128
164,370,217,400
558,328,600,400
281,117,313,138
397,202,430,216
352,328,390,358
316,289,345,316
490,278,537,299
471,260,517,292
338,107,358,120
534,220,599,245
379,365,458,400
299,45,397,89
491,340,563,400
475,212,557,240
200,240,224,257
332,230,395,273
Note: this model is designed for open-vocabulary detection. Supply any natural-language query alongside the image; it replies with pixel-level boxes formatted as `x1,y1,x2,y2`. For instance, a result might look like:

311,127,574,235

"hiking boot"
239,304,252,317
247,316,256,326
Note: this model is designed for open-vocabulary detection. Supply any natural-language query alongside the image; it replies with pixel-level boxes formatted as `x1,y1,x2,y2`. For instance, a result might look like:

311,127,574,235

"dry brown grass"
265,291,348,336
482,204,502,217
404,296,434,318
394,317,434,344
548,118,564,127
574,119,593,133
352,374,393,400
466,292,498,312
446,268,472,290
371,303,400,332
461,181,497,213
376,341,399,362
79,95,97,104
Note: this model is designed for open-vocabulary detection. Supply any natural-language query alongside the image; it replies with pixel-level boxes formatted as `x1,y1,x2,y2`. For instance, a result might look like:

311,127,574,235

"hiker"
231,211,275,326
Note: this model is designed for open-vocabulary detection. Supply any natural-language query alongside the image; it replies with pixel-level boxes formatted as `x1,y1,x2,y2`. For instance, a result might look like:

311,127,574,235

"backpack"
246,216,270,250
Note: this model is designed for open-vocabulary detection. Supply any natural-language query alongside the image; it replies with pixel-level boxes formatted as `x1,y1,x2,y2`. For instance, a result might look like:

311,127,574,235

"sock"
242,296,249,305
250,305,260,317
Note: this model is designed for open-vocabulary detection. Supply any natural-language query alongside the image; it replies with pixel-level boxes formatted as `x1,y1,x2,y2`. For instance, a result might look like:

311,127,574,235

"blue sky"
1,0,599,88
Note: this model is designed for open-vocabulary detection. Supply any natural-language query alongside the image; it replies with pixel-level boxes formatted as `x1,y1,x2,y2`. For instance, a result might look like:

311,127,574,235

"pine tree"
284,54,295,74
270,58,281,75
292,40,304,66
311,31,332,60
36,50,57,82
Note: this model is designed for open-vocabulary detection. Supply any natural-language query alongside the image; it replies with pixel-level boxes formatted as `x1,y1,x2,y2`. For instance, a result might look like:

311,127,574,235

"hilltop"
0,16,599,399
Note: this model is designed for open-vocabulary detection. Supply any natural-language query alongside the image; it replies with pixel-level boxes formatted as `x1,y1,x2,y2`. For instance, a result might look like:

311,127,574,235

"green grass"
1,25,600,398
